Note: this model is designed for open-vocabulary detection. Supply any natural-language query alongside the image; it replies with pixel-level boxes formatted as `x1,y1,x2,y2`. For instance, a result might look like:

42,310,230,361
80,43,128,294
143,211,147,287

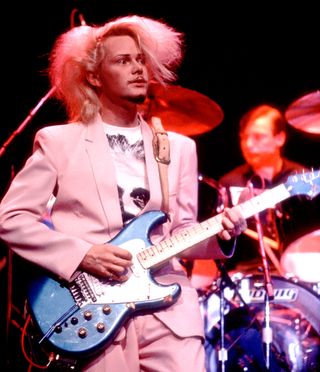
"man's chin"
128,94,147,104
246,154,275,168
245,154,263,167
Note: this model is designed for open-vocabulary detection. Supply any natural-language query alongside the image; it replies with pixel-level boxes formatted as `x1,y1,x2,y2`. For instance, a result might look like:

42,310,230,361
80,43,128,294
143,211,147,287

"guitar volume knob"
83,310,92,320
96,322,105,333
102,305,111,314
78,327,87,338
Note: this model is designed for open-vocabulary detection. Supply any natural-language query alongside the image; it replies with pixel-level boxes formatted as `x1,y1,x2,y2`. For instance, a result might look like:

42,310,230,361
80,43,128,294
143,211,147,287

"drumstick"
244,228,279,249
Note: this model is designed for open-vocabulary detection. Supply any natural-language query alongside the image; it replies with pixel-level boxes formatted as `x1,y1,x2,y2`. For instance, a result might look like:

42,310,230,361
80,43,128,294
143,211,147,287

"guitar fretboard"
137,184,290,269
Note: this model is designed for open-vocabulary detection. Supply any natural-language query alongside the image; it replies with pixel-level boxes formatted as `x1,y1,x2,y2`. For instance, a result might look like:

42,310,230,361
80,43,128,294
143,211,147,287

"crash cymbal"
139,82,224,136
285,90,320,134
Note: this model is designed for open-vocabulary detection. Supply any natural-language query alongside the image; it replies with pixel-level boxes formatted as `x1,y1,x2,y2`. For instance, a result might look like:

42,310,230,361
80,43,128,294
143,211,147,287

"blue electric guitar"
27,170,320,358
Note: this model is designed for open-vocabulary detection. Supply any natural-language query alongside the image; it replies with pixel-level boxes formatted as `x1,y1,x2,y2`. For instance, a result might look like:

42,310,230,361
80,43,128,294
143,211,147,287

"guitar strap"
150,116,170,214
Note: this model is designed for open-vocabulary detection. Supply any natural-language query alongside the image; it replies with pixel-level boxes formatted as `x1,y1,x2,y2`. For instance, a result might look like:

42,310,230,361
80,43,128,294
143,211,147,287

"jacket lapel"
84,116,123,236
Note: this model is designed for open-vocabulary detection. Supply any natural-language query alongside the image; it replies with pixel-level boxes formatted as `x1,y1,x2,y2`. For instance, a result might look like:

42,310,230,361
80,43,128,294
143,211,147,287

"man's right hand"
79,243,132,281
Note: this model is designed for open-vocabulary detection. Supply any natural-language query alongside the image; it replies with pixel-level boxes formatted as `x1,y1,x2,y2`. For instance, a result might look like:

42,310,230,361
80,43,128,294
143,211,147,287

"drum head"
281,229,320,283
200,274,320,371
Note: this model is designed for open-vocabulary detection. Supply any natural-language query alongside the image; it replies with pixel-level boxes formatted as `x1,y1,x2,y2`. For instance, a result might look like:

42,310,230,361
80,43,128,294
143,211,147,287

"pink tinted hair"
48,15,184,123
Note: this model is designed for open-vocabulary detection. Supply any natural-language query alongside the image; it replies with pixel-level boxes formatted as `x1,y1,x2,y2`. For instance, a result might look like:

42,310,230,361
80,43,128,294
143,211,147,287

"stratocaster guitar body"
27,211,181,357
27,170,320,358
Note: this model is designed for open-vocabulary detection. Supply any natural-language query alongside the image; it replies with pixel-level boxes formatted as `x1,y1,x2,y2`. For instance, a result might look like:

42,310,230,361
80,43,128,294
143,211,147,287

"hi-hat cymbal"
139,83,224,136
285,90,320,135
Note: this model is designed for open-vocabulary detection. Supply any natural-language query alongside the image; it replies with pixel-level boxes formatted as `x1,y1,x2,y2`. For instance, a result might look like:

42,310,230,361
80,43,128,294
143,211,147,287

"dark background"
1,1,319,370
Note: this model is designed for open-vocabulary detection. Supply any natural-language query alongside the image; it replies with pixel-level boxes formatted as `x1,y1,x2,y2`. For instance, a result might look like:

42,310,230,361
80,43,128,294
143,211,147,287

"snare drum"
200,274,320,371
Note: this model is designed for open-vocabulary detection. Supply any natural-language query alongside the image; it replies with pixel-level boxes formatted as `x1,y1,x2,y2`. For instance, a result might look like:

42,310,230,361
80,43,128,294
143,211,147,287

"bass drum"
199,274,320,372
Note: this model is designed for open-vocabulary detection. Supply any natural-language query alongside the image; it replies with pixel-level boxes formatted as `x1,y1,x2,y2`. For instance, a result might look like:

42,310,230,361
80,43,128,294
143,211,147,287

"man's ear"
275,131,286,147
87,72,101,87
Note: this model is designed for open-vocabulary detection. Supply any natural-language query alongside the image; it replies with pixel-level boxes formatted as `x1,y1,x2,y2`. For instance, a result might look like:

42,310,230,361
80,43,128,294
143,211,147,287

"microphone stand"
0,6,85,158
0,7,88,159
248,182,274,370
0,87,56,158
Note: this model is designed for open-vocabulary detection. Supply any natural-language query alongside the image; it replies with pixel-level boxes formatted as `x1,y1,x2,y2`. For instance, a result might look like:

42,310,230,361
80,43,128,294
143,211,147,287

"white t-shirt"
104,123,150,225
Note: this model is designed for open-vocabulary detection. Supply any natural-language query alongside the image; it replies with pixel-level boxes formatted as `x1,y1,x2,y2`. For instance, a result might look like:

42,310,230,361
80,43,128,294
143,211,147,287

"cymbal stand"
248,182,274,370
216,260,247,372
217,262,227,372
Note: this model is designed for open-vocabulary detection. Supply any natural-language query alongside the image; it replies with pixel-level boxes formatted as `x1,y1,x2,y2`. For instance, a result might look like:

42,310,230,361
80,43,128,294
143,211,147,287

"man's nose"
132,61,143,73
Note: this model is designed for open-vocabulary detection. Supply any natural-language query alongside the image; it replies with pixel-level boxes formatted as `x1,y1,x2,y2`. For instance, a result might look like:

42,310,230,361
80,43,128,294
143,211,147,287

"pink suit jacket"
0,115,230,341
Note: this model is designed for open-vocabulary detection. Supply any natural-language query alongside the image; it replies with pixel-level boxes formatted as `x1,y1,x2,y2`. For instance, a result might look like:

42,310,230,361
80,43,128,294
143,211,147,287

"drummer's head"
239,104,287,169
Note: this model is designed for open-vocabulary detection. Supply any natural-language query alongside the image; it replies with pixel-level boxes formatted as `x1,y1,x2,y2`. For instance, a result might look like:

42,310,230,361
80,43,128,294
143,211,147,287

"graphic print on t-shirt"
106,128,150,225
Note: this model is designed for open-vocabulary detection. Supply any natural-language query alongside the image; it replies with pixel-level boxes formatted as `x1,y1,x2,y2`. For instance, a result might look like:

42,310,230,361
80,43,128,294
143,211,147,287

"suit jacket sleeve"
0,126,94,281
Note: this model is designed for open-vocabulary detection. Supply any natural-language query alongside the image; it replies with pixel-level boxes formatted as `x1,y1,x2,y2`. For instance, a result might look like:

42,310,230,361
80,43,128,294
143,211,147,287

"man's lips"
129,78,147,84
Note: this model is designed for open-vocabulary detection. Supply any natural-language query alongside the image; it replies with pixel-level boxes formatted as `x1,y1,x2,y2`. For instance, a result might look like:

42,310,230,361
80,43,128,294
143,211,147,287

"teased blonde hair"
49,15,184,123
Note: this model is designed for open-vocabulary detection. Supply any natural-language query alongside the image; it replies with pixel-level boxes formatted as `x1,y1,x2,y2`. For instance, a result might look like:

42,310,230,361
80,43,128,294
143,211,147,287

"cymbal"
139,83,224,136
280,229,320,282
285,90,320,134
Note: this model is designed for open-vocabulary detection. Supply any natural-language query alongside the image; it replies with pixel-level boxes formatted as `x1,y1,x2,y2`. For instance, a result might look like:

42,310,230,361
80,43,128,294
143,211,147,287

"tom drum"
199,274,320,371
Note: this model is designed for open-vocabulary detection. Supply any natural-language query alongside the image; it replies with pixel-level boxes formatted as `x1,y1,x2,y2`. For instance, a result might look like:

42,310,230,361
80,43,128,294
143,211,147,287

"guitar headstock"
285,169,320,198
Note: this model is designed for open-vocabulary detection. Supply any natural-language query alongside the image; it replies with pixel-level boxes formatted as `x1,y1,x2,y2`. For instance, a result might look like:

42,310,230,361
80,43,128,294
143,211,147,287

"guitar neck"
138,183,290,269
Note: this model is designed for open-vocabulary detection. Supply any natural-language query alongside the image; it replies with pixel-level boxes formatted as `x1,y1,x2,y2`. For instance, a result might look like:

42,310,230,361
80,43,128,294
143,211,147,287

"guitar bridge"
69,273,97,307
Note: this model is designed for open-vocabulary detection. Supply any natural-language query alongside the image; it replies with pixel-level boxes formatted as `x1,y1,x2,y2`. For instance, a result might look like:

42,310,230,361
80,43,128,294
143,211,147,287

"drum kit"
140,85,320,371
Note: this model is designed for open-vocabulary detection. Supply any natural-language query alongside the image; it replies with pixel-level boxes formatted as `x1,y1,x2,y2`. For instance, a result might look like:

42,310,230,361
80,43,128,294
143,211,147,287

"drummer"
218,104,320,276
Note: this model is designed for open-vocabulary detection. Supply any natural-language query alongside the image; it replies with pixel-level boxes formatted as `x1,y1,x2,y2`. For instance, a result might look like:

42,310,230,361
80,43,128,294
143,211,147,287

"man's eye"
115,57,128,64
137,57,146,65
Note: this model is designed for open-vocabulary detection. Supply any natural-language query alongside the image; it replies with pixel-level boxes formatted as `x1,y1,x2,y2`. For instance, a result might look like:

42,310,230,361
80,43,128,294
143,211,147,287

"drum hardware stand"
248,182,274,370
216,260,248,371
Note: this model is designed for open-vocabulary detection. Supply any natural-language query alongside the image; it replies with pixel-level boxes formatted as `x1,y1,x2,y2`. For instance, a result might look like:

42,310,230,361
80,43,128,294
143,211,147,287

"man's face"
97,35,149,104
240,117,284,168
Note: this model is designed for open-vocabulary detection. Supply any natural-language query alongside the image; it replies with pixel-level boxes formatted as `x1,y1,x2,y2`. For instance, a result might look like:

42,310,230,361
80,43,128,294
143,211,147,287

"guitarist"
0,15,247,372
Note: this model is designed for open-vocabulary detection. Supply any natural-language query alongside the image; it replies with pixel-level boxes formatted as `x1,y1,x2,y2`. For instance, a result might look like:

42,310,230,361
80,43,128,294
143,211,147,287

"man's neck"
253,158,284,181
100,109,139,127
99,96,139,127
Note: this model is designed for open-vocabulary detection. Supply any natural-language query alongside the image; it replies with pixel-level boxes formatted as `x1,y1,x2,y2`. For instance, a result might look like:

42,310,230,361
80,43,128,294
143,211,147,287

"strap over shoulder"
150,116,170,165
150,116,170,214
